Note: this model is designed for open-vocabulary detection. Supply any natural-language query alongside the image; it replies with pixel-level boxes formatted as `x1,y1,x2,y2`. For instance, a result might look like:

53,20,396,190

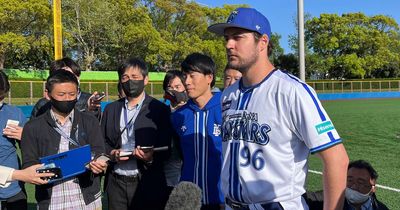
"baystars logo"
213,124,221,136
181,125,187,132
227,10,238,23
222,111,271,145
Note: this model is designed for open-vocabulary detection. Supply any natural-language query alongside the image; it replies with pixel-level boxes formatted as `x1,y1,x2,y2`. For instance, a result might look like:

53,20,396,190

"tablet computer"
39,144,91,182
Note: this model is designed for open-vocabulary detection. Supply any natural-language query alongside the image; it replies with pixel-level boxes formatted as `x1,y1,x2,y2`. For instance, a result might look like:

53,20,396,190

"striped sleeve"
290,82,342,154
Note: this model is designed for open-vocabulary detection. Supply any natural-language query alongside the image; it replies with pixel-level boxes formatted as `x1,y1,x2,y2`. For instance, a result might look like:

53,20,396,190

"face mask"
164,90,188,107
345,187,371,204
50,97,77,114
121,79,145,98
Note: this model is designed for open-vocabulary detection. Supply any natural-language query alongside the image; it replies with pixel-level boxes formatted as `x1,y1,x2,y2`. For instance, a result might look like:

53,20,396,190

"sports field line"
308,170,400,193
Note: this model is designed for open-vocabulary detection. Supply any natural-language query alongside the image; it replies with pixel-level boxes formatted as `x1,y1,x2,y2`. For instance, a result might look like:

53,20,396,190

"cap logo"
256,25,261,31
227,10,238,23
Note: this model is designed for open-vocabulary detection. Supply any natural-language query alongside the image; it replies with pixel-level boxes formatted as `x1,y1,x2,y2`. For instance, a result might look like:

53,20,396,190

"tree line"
1,0,399,79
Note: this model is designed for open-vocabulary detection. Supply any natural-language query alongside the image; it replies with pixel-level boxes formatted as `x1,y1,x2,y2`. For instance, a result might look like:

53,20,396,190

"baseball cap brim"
208,23,259,36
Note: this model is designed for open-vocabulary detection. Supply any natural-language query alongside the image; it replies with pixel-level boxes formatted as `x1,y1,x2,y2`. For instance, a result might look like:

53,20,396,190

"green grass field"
306,98,400,209
22,98,400,209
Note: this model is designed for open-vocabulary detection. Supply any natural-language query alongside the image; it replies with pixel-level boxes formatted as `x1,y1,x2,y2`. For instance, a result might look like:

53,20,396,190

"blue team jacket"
0,104,27,199
171,92,223,205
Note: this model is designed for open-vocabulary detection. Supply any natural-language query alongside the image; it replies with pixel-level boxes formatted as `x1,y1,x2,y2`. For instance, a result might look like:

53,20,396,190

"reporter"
0,164,53,187
21,71,107,209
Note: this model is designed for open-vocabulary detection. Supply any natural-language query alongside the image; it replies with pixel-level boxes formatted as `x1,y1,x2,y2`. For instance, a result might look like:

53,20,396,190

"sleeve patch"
315,121,335,135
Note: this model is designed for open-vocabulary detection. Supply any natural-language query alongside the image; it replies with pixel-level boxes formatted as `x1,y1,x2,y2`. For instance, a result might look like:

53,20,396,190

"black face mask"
121,79,145,98
50,98,77,114
164,90,188,107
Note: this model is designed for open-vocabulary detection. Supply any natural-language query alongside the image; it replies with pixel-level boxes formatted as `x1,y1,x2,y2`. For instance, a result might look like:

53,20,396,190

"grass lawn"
22,98,400,209
306,98,400,209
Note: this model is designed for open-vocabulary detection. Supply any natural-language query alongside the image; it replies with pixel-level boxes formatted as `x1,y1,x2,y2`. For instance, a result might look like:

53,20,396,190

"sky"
195,0,400,53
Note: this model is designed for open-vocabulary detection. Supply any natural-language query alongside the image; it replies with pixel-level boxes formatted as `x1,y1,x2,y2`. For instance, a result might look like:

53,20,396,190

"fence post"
43,81,46,97
322,82,325,92
89,82,92,93
361,82,363,92
351,81,353,92
370,81,372,92
341,81,344,93
30,81,33,105
106,82,109,101
389,81,391,92
379,81,381,92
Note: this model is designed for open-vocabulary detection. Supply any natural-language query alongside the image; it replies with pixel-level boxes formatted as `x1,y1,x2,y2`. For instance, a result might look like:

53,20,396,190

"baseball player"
208,8,349,210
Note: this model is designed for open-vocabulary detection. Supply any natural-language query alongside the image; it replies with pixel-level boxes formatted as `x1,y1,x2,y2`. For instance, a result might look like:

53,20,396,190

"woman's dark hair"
181,53,216,87
0,71,10,99
118,58,148,81
50,57,81,77
162,70,186,91
46,70,79,93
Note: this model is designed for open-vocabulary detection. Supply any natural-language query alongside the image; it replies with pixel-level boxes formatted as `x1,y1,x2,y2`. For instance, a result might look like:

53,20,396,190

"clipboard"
39,144,91,182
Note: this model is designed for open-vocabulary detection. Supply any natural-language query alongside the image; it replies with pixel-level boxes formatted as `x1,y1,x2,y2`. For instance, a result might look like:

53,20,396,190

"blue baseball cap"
208,8,271,38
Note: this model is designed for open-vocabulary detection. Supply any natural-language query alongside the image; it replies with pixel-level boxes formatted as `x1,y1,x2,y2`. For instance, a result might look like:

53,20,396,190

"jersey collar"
239,69,277,92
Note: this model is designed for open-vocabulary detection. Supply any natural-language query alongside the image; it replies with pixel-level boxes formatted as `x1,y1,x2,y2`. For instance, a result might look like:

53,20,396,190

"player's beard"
227,48,259,74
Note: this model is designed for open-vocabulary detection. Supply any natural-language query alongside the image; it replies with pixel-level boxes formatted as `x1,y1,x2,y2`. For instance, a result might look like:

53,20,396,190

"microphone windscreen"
164,181,202,210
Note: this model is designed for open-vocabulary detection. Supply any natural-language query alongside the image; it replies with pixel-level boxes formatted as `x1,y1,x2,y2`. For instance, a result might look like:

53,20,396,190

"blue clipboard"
39,145,91,182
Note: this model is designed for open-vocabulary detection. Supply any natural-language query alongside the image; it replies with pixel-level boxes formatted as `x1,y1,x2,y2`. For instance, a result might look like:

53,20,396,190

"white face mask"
345,187,372,204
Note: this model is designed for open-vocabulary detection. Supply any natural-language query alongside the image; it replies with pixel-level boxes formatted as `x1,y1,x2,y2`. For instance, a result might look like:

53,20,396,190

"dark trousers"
1,191,27,210
201,204,221,210
106,172,140,210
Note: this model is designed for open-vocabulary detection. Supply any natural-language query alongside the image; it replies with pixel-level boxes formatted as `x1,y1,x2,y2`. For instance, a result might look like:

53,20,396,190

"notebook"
39,144,91,182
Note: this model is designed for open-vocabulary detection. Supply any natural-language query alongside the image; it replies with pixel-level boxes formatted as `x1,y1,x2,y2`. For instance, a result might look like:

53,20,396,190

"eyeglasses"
347,179,373,193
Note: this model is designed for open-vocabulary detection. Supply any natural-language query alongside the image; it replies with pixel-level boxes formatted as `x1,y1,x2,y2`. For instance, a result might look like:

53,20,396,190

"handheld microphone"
164,181,202,210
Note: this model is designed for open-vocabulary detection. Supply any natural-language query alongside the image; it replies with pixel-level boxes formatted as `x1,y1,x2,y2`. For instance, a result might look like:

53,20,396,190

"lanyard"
122,106,140,139
53,125,80,147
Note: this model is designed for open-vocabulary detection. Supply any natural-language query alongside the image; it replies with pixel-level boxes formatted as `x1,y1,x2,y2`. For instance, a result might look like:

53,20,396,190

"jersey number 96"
239,145,265,171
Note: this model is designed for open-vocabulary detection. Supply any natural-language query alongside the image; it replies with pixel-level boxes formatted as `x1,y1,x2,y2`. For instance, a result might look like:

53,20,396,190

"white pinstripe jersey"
221,69,342,209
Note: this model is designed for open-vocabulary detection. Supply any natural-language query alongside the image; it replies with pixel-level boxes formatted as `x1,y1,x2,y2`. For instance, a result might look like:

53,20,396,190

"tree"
305,13,400,79
269,33,284,65
63,0,122,71
0,0,52,70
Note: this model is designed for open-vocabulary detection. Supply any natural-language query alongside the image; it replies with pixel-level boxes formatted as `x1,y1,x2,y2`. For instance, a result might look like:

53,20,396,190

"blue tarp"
317,91,400,100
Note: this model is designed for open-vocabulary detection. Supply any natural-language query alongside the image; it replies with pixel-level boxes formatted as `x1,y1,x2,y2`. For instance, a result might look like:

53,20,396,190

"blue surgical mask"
345,187,372,204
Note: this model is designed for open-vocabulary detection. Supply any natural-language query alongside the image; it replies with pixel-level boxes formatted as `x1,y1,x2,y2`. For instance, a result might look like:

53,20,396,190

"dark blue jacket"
171,92,224,205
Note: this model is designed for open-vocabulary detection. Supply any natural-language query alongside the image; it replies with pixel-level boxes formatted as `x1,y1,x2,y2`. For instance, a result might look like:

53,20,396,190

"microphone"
164,181,202,210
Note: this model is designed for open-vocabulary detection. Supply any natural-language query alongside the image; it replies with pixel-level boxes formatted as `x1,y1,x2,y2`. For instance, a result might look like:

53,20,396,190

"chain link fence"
5,80,400,105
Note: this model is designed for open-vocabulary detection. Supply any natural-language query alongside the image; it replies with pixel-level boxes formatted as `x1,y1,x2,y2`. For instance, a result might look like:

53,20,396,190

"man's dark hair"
46,70,79,93
163,70,186,91
253,32,274,57
0,71,10,99
50,57,81,77
348,160,379,180
224,63,240,73
181,53,216,87
118,58,148,81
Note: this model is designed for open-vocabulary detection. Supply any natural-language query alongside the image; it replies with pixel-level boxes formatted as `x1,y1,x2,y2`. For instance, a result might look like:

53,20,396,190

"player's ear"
259,34,269,52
